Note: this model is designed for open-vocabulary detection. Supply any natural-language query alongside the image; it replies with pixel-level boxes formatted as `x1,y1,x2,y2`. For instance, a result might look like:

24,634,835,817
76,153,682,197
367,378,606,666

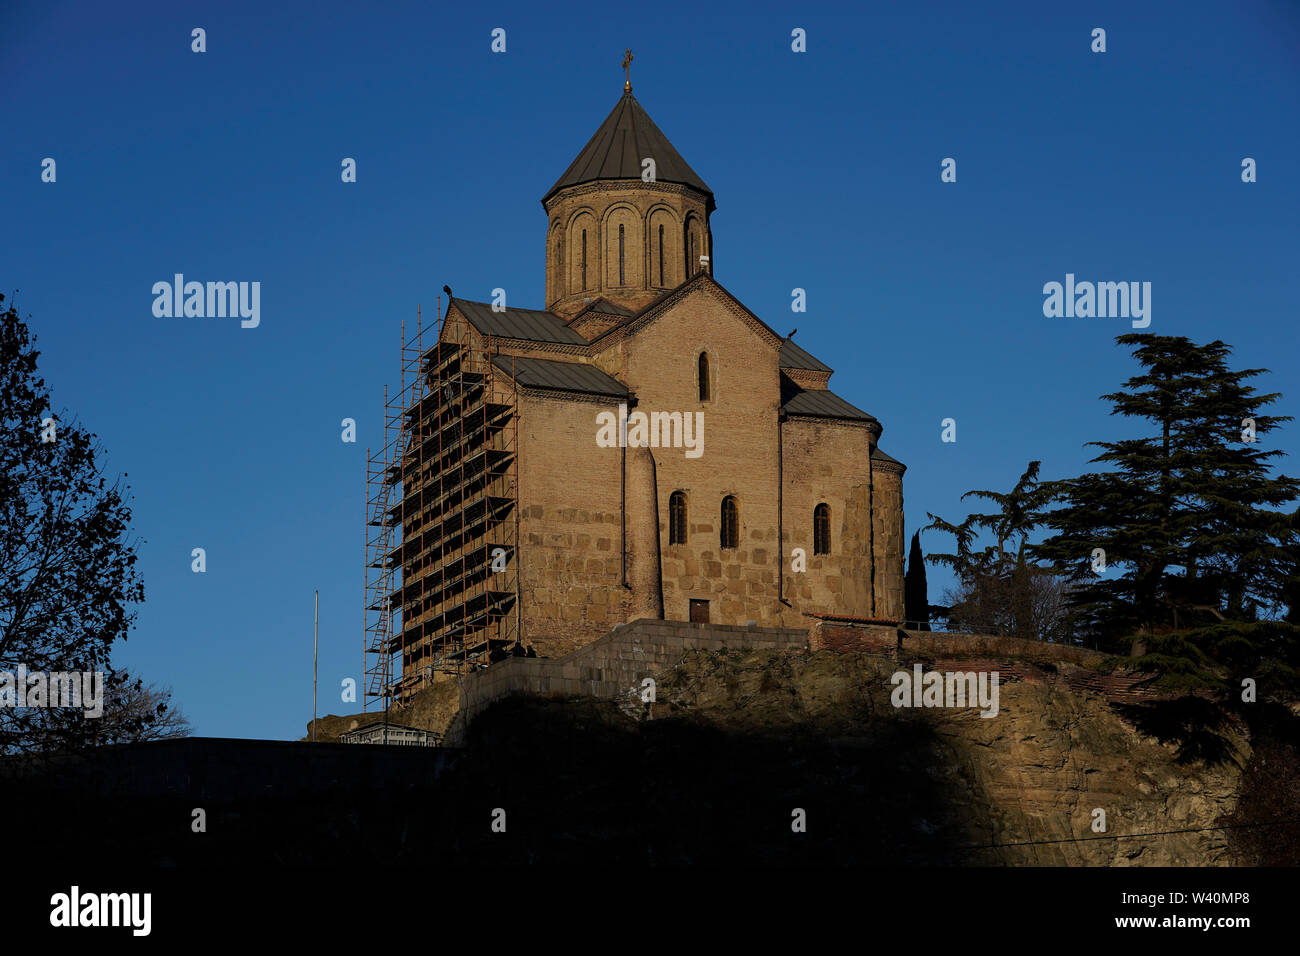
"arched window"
658,224,665,286
720,496,739,550
581,229,588,290
689,233,697,276
548,222,563,304
618,224,625,286
814,503,831,555
698,352,710,402
669,491,688,546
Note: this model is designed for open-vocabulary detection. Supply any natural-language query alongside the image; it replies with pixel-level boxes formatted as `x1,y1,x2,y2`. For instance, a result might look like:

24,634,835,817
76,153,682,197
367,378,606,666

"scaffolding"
364,299,521,712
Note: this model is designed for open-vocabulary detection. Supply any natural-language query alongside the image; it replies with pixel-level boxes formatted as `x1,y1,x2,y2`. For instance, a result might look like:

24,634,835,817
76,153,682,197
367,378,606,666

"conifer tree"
1034,334,1300,693
924,461,1068,639
904,532,930,630
1284,507,1300,625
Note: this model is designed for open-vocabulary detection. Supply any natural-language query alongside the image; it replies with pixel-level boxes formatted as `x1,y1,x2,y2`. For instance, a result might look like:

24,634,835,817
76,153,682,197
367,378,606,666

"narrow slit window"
814,503,831,555
698,352,710,402
669,491,688,546
720,496,738,550
581,229,588,290
618,223,625,286
658,224,664,286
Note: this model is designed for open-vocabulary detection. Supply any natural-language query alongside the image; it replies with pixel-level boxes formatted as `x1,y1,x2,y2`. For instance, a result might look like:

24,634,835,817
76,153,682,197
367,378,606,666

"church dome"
542,84,716,319
542,91,714,211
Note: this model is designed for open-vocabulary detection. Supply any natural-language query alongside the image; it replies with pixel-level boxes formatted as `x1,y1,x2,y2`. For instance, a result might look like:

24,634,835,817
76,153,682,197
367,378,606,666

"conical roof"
542,92,713,207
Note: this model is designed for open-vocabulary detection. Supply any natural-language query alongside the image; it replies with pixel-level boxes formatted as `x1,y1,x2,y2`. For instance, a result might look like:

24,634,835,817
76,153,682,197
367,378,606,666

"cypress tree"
904,531,930,630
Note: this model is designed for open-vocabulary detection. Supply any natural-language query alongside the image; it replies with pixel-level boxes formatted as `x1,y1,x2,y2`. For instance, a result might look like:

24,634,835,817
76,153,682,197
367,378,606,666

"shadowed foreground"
6,648,1298,865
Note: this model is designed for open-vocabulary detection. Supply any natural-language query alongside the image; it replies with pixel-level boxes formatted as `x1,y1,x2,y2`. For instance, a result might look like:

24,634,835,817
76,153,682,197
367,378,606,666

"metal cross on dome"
622,48,633,92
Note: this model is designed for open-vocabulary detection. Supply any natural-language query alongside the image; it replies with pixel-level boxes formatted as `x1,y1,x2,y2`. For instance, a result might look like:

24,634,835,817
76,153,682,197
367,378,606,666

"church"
366,67,906,701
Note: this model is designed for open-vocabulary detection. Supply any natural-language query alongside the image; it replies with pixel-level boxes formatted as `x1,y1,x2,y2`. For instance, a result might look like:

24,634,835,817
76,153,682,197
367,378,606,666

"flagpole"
312,590,319,742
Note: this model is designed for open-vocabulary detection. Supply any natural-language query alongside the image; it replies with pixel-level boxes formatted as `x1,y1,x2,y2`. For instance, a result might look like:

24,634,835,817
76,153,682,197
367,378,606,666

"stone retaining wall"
443,618,1167,746
444,618,808,745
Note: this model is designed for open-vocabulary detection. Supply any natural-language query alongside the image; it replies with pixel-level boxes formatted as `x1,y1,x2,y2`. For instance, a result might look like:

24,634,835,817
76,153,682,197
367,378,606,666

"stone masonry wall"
872,464,906,621
444,618,808,746
781,417,875,619
617,283,788,628
807,622,1165,705
445,619,1166,747
517,390,634,658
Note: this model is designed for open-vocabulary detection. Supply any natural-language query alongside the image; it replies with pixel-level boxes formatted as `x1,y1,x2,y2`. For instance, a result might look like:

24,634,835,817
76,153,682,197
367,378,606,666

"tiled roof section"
450,298,587,345
782,388,877,423
871,446,904,466
543,92,713,205
779,338,833,372
804,613,902,625
490,355,628,398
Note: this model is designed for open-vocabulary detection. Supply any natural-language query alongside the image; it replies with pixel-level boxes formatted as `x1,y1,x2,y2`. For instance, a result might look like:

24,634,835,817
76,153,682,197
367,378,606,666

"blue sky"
3,0,1297,739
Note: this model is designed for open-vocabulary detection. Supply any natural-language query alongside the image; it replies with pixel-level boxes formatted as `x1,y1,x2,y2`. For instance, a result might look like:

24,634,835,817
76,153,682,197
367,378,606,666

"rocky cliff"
306,636,1298,866
646,647,1252,864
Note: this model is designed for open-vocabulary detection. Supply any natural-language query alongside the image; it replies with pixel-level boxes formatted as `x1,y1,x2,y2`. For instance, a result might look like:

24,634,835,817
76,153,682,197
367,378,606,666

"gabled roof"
490,354,628,398
779,338,833,372
781,387,877,423
588,272,784,351
449,298,587,345
543,92,713,207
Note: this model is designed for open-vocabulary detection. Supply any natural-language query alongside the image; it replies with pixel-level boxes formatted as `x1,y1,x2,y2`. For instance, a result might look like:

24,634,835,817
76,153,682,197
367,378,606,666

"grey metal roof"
871,446,904,466
543,92,713,205
451,298,587,345
782,388,877,422
491,355,628,398
779,338,832,372
582,297,634,317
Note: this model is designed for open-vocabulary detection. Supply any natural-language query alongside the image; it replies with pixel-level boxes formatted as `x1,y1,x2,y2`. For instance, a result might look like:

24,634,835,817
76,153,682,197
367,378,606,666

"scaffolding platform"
363,299,522,712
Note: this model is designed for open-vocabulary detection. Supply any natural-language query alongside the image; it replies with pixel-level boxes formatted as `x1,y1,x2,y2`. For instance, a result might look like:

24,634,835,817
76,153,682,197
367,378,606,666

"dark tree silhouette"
904,532,930,630
924,461,1068,641
1285,507,1300,626
0,292,154,753
1034,334,1300,696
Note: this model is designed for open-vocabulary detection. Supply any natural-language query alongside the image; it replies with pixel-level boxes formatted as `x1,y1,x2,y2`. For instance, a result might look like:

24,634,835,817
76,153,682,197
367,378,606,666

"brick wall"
808,622,901,653
545,181,711,318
